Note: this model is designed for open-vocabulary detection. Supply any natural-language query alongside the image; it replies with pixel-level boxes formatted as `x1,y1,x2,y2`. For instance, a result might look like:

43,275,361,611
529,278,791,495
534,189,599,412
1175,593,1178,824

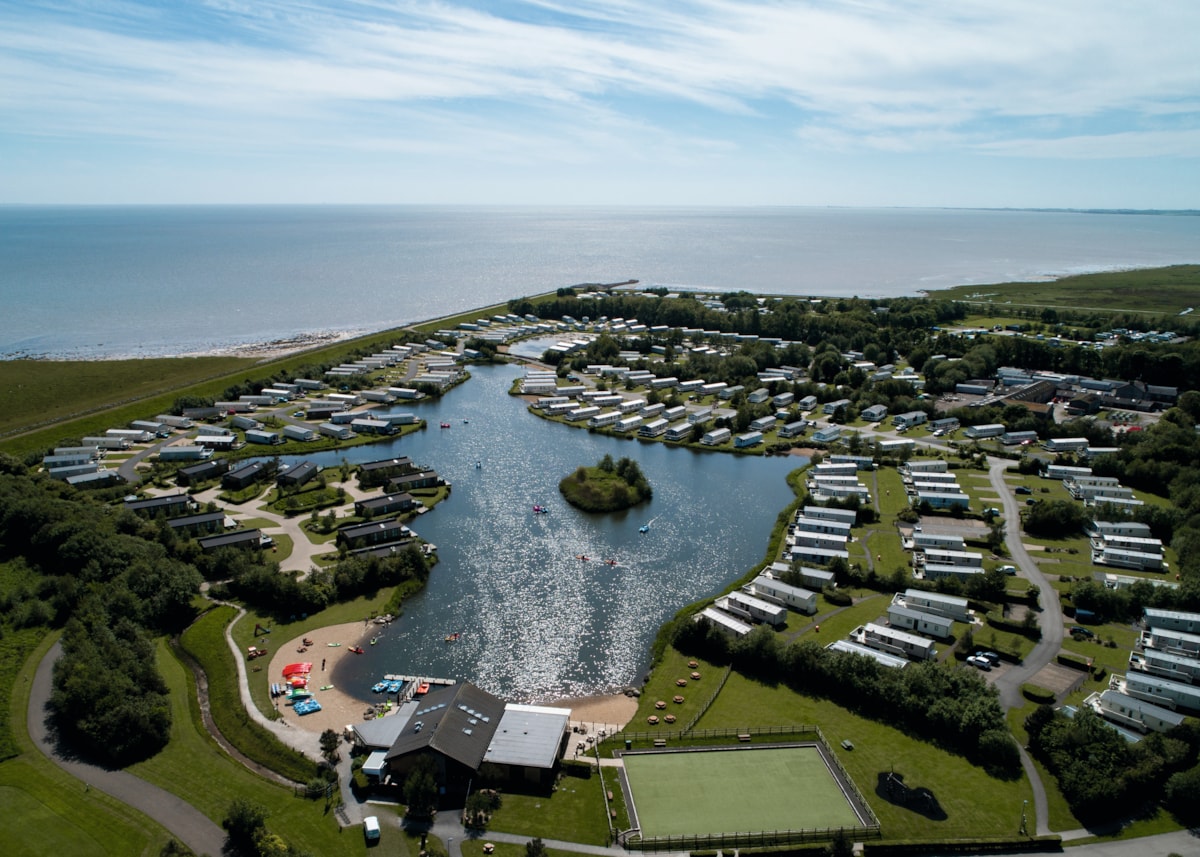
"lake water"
2,205,1198,359
264,362,799,703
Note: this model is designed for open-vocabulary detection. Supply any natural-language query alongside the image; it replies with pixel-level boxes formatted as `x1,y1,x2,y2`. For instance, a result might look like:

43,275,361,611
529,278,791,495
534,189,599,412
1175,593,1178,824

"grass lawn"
4,632,176,857
697,672,1033,840
129,639,372,855
486,774,612,845
624,746,861,836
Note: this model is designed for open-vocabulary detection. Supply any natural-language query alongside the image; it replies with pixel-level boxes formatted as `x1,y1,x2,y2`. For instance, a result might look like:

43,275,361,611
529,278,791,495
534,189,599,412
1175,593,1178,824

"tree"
223,798,269,855
403,756,439,818
598,454,615,472
526,838,548,857
319,729,341,765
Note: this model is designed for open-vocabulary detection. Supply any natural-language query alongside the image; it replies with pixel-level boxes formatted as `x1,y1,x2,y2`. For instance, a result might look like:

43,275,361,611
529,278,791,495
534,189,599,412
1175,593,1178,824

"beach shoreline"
264,621,641,738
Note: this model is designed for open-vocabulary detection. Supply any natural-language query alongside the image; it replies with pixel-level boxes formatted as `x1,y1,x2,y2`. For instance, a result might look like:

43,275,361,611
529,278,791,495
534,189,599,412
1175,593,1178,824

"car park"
966,655,992,670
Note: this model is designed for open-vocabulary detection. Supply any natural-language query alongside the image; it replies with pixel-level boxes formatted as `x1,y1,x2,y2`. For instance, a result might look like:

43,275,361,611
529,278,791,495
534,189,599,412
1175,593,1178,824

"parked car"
998,565,1017,575
1071,626,1096,639
966,655,992,670
363,816,380,842
1015,486,1032,495
977,651,1001,666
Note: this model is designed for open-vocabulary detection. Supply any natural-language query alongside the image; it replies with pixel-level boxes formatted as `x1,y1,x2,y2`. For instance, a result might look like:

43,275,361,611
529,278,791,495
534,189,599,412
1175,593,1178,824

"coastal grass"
623,746,859,836
179,606,319,783
4,631,172,857
697,671,1034,840
929,264,1200,315
0,356,253,443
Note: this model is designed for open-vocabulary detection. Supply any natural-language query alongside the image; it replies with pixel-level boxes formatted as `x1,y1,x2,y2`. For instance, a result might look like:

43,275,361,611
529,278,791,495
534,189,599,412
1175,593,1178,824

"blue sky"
2,0,1198,207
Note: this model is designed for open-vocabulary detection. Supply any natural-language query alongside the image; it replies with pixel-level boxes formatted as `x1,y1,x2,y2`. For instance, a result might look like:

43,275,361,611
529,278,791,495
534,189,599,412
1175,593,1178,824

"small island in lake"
559,454,653,512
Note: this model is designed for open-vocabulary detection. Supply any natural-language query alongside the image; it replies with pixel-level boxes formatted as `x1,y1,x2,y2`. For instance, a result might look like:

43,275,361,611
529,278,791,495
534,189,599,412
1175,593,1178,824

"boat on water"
639,524,650,533
532,504,549,514
415,681,431,696
445,632,461,642
348,646,365,654
327,642,342,648
575,554,590,561
604,559,618,566
370,637,377,645
440,422,451,428
372,681,388,693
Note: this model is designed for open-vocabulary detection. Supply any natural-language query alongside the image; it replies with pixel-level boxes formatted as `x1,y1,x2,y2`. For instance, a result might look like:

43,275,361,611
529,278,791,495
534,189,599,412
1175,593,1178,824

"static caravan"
749,415,776,433
293,378,324,391
588,411,622,429
1141,626,1200,657
107,428,153,442
701,427,731,446
915,490,970,510
245,429,283,445
922,548,983,568
230,415,262,431
913,532,966,551
772,391,795,408
158,445,213,461
1145,609,1200,635
640,402,665,419
855,622,937,661
1123,672,1200,714
748,576,817,614
318,422,355,440
1046,464,1092,480
827,639,909,669
1001,430,1039,446
48,463,100,480
860,404,888,422
790,544,850,566
719,385,745,400
534,396,570,411
565,406,601,423
964,423,1004,439
678,379,704,394
650,376,679,390
887,604,954,639
155,414,195,430
361,390,396,404
749,388,771,404
1044,436,1090,452
902,589,970,622
892,411,928,430
700,382,728,397
1129,649,1200,685
803,505,857,525
196,434,237,451
388,387,421,400
43,453,95,469
638,418,669,438
792,531,848,552
665,421,694,442
921,564,983,583
798,395,818,411
282,422,316,441
688,406,714,425
130,420,170,437
719,591,788,628
735,431,763,448
214,401,257,413
239,395,277,407
261,388,294,401
615,416,643,433
619,398,647,414
662,406,687,422
812,426,841,443
793,515,853,537
697,607,753,639
814,462,857,477
829,455,874,471
779,420,807,439
822,398,851,415
1090,689,1185,735
351,419,398,436
904,459,948,474
1087,520,1154,539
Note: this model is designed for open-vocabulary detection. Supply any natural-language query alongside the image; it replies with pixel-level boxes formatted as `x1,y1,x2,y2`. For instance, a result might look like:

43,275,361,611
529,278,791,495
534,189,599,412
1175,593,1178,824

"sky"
2,0,1198,207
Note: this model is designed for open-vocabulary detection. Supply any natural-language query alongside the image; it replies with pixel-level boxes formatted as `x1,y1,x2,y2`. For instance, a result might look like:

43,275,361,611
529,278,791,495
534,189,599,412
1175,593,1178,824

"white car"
966,655,992,671
363,816,380,842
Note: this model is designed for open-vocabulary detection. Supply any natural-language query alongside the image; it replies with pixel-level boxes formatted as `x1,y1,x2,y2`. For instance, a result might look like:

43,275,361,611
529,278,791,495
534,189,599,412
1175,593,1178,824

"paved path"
29,641,228,857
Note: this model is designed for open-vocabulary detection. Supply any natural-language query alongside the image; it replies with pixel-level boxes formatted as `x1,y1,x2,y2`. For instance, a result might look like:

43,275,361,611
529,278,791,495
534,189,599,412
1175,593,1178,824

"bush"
1022,684,1056,704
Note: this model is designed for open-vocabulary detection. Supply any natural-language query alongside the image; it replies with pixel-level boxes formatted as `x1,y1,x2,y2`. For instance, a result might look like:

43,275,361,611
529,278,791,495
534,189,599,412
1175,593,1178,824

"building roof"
197,529,261,550
354,701,419,750
826,639,908,669
384,682,506,770
124,493,190,512
167,511,226,529
482,704,571,769
338,518,406,541
357,492,415,511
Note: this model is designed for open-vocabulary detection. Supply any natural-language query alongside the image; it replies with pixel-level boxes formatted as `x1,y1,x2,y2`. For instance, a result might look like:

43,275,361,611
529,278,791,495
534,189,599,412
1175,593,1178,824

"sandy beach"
264,621,640,741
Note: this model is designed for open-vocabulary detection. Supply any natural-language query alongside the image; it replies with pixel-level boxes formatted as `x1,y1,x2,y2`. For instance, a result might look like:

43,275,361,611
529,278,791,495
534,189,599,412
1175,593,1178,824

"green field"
622,746,861,837
930,264,1200,315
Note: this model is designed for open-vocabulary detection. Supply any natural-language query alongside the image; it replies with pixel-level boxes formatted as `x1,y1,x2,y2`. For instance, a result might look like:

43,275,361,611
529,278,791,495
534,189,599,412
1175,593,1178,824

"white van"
363,816,380,842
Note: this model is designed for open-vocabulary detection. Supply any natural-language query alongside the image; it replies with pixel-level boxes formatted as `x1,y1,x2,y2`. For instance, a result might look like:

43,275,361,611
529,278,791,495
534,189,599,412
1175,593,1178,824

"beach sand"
265,621,385,736
264,622,641,741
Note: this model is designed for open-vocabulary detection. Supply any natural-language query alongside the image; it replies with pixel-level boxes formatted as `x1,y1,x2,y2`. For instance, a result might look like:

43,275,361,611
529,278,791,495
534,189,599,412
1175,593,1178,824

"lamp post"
1020,799,1028,835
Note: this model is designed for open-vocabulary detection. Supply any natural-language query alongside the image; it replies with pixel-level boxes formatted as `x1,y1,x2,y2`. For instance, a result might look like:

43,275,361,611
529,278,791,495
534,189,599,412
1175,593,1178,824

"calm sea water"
257,363,798,703
2,206,1198,359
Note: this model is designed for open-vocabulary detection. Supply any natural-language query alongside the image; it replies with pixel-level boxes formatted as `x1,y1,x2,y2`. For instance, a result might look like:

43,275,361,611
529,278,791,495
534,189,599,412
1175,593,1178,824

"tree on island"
559,456,652,512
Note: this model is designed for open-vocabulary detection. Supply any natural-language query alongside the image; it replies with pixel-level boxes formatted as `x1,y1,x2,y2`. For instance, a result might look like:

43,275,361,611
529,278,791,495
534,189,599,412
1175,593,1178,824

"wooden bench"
653,739,666,748
607,791,614,801
738,734,751,743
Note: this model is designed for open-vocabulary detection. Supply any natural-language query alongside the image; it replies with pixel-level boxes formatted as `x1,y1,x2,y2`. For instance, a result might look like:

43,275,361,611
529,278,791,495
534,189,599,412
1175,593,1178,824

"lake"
271,362,800,702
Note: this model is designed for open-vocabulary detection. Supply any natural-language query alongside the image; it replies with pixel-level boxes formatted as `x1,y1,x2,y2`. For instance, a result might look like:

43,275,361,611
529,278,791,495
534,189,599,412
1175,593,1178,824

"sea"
2,205,1199,360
